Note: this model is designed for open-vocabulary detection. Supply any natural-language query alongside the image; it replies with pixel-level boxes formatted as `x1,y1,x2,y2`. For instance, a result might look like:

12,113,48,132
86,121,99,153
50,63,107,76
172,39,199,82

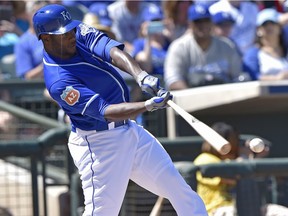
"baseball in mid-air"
249,138,265,153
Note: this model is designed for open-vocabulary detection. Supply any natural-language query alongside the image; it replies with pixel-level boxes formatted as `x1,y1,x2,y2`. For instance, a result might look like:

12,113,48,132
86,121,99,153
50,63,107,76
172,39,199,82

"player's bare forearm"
110,47,162,96
110,47,144,80
105,91,171,121
104,102,147,122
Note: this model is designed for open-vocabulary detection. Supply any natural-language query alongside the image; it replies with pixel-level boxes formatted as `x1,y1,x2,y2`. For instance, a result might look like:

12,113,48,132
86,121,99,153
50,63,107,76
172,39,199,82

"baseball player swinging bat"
167,100,231,155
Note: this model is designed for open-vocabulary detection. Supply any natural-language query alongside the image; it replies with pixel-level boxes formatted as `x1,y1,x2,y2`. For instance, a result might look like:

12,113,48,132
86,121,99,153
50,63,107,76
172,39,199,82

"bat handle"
167,100,173,106
150,196,164,216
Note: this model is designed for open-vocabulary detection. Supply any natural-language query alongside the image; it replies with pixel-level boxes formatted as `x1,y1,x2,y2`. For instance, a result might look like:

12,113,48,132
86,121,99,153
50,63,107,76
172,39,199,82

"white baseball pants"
68,120,207,216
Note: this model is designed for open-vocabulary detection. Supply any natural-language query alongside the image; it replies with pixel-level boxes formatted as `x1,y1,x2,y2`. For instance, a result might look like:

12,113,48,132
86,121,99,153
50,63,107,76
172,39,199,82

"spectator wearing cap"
212,11,235,38
211,11,243,58
132,4,170,76
243,8,288,81
129,4,170,114
83,3,116,40
89,2,113,28
209,0,259,56
107,0,157,54
164,4,242,90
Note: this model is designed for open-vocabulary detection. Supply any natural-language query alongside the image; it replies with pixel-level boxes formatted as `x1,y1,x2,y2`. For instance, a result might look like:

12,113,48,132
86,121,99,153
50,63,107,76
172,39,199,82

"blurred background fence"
1,80,288,216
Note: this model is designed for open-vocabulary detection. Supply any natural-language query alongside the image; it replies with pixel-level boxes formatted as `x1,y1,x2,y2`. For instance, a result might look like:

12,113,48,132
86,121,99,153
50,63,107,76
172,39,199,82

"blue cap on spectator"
256,8,279,27
89,2,112,27
188,4,210,21
212,12,235,25
142,5,163,21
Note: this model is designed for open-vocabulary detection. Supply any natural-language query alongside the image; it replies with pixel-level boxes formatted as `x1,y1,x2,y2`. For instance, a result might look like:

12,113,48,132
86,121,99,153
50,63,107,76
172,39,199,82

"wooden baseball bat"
167,100,231,155
149,196,164,216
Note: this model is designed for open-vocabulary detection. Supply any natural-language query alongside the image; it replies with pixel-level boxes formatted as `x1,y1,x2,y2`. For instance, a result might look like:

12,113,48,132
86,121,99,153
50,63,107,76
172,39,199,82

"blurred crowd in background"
2,0,288,86
2,0,288,142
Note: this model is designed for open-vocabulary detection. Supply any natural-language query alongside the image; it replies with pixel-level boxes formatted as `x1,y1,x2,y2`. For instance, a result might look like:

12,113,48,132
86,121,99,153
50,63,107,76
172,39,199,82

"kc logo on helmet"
61,86,80,106
61,11,71,20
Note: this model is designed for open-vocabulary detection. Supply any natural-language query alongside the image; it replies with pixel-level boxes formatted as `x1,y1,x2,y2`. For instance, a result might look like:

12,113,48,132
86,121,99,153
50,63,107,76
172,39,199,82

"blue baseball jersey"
43,23,130,131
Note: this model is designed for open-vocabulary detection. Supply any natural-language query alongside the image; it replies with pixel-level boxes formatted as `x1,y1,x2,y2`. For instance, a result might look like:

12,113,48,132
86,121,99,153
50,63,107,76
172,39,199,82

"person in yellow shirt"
194,122,288,216
194,122,238,215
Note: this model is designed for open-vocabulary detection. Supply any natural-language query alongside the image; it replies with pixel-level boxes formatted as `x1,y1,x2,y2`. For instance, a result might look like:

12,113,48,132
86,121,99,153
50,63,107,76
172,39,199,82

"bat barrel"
219,142,232,155
167,100,232,155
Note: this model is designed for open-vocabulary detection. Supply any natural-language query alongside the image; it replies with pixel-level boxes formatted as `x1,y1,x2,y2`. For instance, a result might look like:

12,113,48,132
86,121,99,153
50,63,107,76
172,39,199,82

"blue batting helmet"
33,4,81,39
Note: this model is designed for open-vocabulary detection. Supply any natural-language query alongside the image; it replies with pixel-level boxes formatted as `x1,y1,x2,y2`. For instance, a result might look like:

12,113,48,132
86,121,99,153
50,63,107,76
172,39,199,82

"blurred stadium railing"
0,127,70,216
0,80,72,216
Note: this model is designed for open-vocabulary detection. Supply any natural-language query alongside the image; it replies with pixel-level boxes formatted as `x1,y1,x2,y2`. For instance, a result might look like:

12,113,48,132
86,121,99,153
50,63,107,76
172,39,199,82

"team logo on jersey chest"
61,86,80,106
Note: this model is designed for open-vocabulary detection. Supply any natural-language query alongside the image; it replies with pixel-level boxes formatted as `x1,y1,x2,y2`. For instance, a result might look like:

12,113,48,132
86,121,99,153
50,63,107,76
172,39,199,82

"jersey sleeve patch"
79,23,96,36
60,86,80,106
